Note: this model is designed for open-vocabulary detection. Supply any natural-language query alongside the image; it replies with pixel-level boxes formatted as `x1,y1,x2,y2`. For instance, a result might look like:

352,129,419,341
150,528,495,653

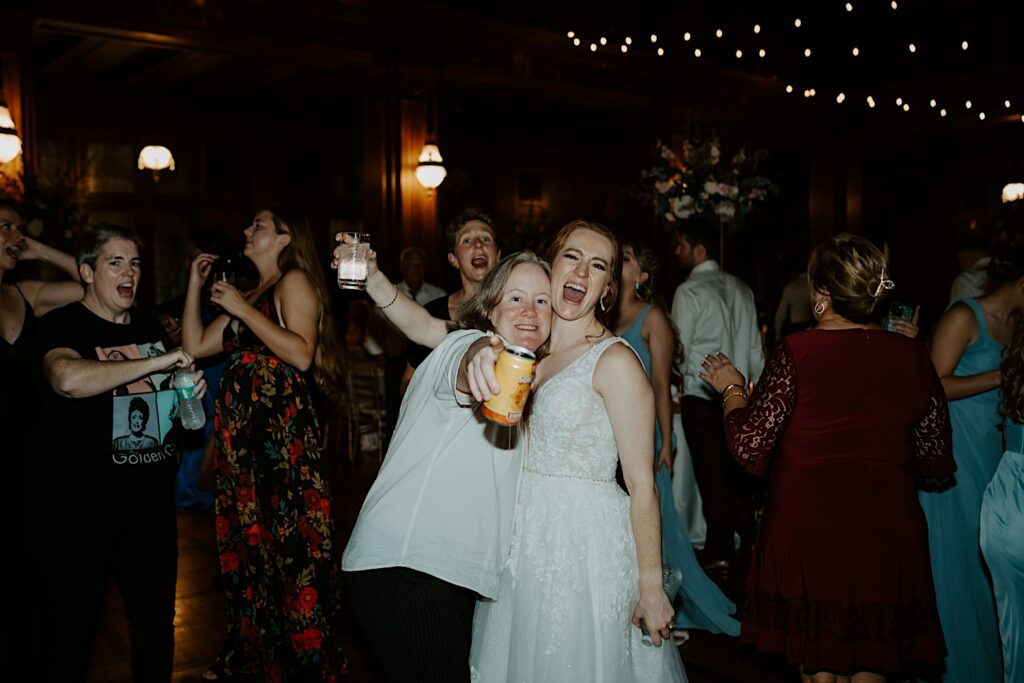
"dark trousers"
343,567,476,683
681,395,756,563
43,488,178,683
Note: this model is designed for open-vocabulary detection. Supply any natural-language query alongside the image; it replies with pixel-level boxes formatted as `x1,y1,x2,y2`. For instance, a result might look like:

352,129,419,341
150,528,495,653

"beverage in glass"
337,232,371,290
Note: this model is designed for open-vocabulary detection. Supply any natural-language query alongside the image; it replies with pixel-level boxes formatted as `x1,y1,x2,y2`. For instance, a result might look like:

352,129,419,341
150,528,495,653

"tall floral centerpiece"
639,131,777,263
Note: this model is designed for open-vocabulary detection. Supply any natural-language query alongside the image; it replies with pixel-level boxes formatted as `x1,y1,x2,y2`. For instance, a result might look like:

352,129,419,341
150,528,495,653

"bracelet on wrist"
376,285,400,310
722,390,748,405
721,383,745,396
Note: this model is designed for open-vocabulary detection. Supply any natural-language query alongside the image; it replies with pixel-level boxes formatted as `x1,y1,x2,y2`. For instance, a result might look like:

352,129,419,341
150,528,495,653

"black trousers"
42,487,178,683
343,567,476,683
681,395,756,563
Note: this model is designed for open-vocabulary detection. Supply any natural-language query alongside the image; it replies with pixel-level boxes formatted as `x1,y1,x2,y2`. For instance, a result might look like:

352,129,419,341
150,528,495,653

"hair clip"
873,267,895,297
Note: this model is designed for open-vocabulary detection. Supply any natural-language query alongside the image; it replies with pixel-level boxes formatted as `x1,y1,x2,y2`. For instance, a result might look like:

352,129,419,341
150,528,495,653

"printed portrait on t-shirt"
138,342,174,391
112,395,160,450
99,341,178,459
96,343,158,395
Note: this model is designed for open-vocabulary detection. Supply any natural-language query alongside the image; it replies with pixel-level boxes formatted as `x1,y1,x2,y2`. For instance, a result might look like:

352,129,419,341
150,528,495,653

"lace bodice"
525,337,625,482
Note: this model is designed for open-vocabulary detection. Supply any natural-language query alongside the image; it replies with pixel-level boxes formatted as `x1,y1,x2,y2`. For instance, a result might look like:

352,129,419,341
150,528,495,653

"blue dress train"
981,419,1024,683
919,298,1004,682
621,305,740,636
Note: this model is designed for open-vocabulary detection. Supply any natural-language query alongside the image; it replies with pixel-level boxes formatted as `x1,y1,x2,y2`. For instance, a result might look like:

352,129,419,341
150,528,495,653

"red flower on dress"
290,628,322,652
237,486,254,505
215,515,229,540
220,551,240,573
319,498,331,517
241,351,257,364
298,587,318,615
245,524,263,546
303,489,321,509
245,585,253,600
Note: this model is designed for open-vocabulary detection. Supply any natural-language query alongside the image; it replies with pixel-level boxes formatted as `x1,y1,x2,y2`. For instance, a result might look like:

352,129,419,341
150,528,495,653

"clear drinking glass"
337,232,371,290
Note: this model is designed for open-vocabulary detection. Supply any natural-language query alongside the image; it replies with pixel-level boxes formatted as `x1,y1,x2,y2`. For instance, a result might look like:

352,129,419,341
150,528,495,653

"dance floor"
86,456,794,683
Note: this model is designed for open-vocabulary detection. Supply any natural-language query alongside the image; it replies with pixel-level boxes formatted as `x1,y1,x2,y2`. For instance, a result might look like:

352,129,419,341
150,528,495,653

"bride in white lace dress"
469,221,688,682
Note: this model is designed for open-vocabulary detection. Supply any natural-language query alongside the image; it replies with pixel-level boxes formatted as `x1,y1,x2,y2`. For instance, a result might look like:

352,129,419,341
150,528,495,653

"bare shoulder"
594,339,646,386
934,301,979,340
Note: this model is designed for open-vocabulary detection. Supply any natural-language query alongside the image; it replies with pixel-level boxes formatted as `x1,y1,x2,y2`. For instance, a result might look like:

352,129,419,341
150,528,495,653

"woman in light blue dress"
925,252,1024,682
615,242,740,638
981,304,1024,682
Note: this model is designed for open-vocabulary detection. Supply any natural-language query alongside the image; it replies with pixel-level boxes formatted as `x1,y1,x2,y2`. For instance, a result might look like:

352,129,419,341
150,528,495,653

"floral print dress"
214,287,342,682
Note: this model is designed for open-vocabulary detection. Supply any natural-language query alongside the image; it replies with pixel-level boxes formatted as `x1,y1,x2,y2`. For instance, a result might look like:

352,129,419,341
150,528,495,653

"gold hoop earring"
813,300,826,318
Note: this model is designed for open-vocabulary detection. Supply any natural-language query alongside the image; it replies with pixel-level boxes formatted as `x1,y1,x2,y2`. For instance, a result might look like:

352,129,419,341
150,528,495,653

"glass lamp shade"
1002,182,1024,203
137,145,176,172
0,105,22,163
415,143,447,190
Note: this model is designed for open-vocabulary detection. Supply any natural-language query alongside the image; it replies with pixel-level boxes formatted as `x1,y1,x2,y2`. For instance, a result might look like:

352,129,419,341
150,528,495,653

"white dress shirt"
397,280,447,306
949,257,991,302
671,260,765,400
342,330,522,598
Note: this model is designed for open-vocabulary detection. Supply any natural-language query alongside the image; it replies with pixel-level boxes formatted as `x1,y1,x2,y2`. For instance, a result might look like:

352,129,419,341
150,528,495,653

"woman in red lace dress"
700,234,954,683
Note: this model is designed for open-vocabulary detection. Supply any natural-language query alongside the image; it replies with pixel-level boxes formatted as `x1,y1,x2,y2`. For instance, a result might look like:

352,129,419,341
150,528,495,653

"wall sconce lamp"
0,101,23,164
1002,182,1024,203
137,144,176,180
415,143,447,192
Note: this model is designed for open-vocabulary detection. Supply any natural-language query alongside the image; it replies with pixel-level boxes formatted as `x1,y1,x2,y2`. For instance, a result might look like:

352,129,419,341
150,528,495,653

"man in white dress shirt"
671,218,765,571
397,246,447,305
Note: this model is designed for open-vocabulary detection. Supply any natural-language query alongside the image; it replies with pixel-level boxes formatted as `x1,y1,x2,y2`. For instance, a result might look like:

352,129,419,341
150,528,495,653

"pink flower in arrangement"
719,183,739,198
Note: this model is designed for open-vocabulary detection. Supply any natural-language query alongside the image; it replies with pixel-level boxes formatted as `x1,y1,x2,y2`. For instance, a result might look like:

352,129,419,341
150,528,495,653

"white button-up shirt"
397,280,447,306
949,257,990,303
671,260,765,400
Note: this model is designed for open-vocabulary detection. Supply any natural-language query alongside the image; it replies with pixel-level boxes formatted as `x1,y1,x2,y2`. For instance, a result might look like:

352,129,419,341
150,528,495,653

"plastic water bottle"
173,369,206,430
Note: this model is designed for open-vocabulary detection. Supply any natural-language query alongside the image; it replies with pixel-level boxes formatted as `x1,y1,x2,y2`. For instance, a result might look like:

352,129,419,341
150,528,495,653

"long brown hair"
1002,309,1024,424
267,206,345,400
544,220,621,329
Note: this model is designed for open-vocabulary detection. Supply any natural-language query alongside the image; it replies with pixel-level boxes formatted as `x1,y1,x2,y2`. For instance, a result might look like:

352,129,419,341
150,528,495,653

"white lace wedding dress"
470,338,688,682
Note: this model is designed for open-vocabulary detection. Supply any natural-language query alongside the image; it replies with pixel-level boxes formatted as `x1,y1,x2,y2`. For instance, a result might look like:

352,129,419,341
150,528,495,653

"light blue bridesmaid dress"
981,419,1024,683
621,305,740,636
919,298,1004,682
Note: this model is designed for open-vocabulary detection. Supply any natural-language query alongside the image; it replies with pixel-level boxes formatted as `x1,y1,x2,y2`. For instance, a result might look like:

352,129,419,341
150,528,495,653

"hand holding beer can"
481,344,536,426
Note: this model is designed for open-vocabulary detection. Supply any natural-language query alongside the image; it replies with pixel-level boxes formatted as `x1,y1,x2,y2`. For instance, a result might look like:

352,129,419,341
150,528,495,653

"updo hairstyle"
807,233,891,324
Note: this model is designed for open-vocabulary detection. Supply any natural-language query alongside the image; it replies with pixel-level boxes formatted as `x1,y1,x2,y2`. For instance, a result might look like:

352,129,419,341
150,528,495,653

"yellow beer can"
481,344,537,426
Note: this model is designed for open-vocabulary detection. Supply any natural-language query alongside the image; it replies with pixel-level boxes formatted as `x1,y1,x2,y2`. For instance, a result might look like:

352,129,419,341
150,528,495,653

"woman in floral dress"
184,207,346,682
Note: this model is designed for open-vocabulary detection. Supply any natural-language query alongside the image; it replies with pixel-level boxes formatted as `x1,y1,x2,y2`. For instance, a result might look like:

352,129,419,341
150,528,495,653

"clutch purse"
639,565,683,646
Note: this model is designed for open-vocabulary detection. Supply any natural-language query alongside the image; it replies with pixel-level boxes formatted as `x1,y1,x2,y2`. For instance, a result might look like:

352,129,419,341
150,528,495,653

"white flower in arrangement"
671,195,695,219
720,183,739,198
660,145,677,161
704,180,720,195
714,201,737,219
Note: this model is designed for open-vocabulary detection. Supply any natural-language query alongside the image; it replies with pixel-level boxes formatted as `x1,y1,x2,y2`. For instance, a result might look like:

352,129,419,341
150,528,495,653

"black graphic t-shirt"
37,302,179,507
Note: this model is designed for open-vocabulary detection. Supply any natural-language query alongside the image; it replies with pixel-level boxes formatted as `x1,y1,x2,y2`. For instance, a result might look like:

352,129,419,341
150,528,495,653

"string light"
589,43,597,51
903,103,910,111
852,47,860,56
651,34,658,43
1020,114,1024,123
625,36,632,45
683,32,691,41
845,3,853,12
809,88,816,96
758,48,766,58
804,89,811,98
965,100,972,109
1006,100,1012,108
867,96,876,108
941,109,948,117
891,1,898,8
694,48,701,57
786,85,794,93
804,47,812,57
599,37,607,45
794,18,802,28
908,43,916,53
754,24,761,34
573,37,580,46
621,45,628,53
962,40,969,50
896,97,903,106
716,29,724,38
657,47,665,56
837,93,846,103
979,112,986,120
930,99,937,107
735,49,743,58
567,31,575,39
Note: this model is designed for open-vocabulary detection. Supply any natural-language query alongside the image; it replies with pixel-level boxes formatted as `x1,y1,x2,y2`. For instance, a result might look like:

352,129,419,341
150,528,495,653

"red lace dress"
726,329,954,675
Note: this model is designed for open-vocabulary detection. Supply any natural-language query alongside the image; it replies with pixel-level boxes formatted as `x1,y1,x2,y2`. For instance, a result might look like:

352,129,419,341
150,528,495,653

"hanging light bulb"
694,48,701,57
941,109,948,117
804,47,812,57
657,47,665,56
794,18,802,28
735,49,743,58
867,96,876,108
137,145,175,178
962,40,969,50
415,143,447,191
908,43,917,53
930,99,937,108
754,24,761,34
683,32,691,41
852,47,860,56
716,29,724,38
758,48,766,58
837,93,846,103
1005,100,1012,109
0,103,23,164
786,85,794,93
